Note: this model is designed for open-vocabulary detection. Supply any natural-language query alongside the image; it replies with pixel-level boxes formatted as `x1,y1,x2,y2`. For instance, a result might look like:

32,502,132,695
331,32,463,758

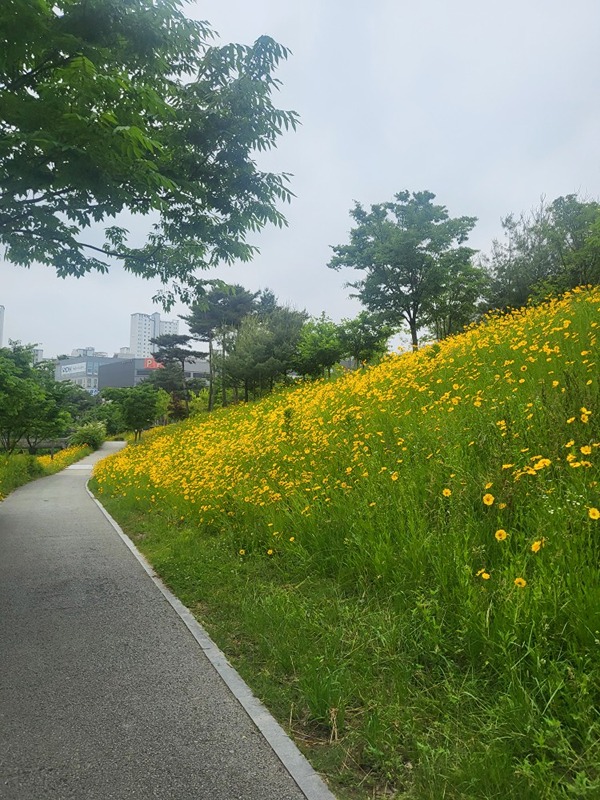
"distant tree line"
0,343,102,453
0,343,173,452
148,285,394,416
2,190,598,450
330,190,600,349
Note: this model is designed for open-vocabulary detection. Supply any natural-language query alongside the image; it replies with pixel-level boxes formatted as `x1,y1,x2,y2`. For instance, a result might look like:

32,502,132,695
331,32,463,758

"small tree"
294,315,343,379
150,333,206,415
81,400,125,437
0,343,71,453
338,312,394,368
225,316,275,401
424,254,489,340
103,385,160,441
24,363,73,453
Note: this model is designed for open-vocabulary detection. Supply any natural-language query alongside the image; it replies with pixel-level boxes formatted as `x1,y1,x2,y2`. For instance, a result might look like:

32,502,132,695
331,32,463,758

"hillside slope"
94,287,599,799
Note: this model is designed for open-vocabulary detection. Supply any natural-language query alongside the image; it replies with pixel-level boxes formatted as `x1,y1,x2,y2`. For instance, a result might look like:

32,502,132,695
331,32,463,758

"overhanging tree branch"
0,0,299,297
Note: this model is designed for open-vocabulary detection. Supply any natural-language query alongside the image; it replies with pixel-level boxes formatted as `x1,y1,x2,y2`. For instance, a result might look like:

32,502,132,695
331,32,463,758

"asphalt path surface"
0,444,331,800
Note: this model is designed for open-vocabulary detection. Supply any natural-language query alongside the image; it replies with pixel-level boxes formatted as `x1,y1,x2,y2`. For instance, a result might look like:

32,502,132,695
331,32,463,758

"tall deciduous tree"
0,0,298,304
329,191,478,349
24,362,72,453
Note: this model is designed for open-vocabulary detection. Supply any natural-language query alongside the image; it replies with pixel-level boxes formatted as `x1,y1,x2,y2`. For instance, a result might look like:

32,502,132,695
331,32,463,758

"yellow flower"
442,488,452,497
481,572,491,580
533,458,551,470
483,493,495,506
485,481,493,489
514,577,527,588
531,538,546,553
289,536,295,542
589,507,600,520
580,445,592,455
239,549,246,556
495,529,508,541
267,549,274,555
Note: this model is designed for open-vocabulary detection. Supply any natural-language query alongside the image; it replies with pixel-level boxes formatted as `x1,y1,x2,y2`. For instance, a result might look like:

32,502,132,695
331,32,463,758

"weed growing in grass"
92,287,600,799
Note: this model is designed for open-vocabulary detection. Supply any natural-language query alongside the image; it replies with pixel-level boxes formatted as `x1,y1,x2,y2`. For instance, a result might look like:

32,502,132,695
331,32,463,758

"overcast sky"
2,0,600,357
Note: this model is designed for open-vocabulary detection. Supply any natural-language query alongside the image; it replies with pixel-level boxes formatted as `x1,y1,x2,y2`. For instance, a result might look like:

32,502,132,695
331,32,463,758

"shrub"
0,455,43,500
69,421,106,450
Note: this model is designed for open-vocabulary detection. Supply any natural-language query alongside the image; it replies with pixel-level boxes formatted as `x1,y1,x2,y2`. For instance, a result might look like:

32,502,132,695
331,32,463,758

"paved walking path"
0,444,334,799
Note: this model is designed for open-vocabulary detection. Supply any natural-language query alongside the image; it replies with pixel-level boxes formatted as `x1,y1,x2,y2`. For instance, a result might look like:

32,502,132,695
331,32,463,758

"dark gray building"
98,358,162,389
98,357,209,389
55,355,121,393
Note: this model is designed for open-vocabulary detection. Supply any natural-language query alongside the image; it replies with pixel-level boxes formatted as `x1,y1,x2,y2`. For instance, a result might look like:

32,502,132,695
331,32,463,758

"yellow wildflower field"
93,287,600,798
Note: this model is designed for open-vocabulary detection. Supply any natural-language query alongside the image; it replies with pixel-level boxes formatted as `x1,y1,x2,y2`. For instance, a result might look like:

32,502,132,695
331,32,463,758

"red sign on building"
143,358,164,369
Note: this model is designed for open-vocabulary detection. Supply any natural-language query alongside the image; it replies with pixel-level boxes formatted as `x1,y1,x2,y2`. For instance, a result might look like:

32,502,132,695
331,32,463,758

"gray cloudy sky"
2,0,600,357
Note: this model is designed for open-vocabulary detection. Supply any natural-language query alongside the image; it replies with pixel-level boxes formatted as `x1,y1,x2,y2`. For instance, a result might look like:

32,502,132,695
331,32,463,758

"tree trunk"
221,334,227,408
179,358,190,415
409,319,419,351
208,338,215,412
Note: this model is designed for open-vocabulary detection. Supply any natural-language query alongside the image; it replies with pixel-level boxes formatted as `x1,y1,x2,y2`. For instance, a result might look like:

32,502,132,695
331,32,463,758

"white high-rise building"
129,312,179,358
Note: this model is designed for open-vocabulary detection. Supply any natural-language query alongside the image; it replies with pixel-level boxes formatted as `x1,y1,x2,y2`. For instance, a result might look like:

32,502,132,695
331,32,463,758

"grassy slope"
92,288,600,799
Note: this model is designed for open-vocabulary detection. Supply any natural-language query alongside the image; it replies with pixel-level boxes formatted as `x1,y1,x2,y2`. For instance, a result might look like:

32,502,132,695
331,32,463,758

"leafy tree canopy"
294,314,343,378
102,383,162,440
0,0,298,305
0,342,71,452
482,194,600,311
225,301,307,399
151,333,206,369
183,283,259,339
329,191,478,349
338,311,394,368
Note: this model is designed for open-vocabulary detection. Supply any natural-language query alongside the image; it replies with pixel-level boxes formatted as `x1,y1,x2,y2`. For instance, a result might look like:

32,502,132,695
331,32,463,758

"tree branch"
0,189,71,208
4,228,162,264
5,54,76,93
